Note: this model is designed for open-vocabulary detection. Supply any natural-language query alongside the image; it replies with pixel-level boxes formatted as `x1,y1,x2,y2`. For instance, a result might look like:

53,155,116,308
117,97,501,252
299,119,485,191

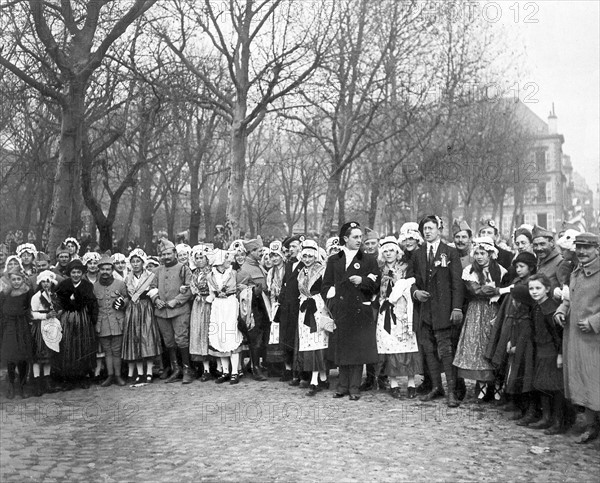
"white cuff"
326,287,335,299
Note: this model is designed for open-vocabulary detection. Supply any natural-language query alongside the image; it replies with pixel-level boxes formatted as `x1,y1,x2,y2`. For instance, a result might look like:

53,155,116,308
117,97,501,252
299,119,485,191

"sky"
500,0,599,195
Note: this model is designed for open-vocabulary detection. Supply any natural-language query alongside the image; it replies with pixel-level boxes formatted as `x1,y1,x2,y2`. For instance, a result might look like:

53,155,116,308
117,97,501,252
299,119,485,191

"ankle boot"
530,396,552,429
182,365,194,384
32,377,43,397
516,402,538,426
446,379,460,408
165,363,182,383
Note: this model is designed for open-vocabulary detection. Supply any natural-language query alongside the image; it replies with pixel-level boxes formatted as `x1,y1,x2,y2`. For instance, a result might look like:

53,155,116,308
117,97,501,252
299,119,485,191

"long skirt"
190,295,211,361
454,300,497,382
533,344,564,393
302,348,328,372
122,299,162,360
0,315,33,363
55,310,96,378
208,295,243,357
31,320,53,364
383,352,422,377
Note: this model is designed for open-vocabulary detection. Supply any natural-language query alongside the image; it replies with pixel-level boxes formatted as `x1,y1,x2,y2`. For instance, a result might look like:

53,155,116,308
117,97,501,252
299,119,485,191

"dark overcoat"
321,249,380,365
407,241,464,332
277,259,304,351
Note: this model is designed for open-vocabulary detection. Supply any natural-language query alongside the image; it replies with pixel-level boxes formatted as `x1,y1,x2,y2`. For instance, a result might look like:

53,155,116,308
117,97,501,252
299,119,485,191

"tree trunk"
189,159,201,245
320,169,341,237
139,164,154,253
97,220,113,252
46,84,86,255
225,121,247,242
122,183,138,248
367,181,380,228
21,176,36,236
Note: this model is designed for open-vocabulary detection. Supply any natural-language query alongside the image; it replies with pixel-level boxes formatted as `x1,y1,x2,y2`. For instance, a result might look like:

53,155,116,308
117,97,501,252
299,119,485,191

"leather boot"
16,382,27,399
446,378,459,408
100,375,114,387
530,396,552,429
182,365,194,384
32,377,43,397
516,402,539,426
165,363,182,383
454,377,467,401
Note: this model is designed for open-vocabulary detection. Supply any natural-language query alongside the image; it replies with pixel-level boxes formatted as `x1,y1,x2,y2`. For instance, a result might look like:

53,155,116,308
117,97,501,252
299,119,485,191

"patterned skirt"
31,319,53,364
190,295,211,361
454,300,498,382
122,299,162,360
55,310,96,377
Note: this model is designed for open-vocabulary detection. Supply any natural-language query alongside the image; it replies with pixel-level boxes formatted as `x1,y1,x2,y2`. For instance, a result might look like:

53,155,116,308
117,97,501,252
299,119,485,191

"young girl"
207,249,243,384
189,245,213,380
376,237,421,399
122,249,163,384
29,270,62,396
528,273,566,435
0,267,34,399
454,237,507,402
488,252,538,423
297,240,329,396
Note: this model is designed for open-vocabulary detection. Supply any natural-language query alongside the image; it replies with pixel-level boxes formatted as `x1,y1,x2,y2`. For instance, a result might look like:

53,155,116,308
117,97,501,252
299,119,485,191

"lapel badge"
440,253,448,267
353,262,360,270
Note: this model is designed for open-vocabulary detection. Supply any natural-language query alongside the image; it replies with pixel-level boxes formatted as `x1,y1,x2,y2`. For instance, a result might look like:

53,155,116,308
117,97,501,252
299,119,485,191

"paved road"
1,372,599,482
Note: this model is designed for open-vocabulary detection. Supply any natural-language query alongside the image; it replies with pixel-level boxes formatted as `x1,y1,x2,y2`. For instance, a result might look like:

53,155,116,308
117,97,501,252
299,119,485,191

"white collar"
427,239,441,253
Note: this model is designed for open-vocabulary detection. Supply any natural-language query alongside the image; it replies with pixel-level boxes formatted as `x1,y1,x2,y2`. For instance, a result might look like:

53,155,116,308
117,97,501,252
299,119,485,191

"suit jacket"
407,241,464,331
277,258,304,349
321,249,380,365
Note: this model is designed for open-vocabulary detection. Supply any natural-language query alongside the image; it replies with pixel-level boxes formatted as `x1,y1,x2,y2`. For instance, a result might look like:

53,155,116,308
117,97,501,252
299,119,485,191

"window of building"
537,213,547,227
537,182,547,203
535,150,547,172
546,180,554,203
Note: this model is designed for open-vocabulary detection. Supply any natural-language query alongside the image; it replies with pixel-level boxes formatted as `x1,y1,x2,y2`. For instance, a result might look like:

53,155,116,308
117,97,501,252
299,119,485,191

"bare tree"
0,0,157,254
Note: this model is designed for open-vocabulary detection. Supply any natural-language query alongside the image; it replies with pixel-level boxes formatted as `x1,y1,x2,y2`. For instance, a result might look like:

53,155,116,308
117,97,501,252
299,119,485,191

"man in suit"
322,221,380,400
407,215,464,408
276,234,306,384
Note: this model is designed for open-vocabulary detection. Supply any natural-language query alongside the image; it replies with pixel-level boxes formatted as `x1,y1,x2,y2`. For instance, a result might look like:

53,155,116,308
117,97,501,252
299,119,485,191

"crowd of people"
0,217,598,444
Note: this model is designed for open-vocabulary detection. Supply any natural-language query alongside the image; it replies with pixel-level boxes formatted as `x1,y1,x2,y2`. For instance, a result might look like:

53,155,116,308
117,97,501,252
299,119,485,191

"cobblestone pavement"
1,371,599,482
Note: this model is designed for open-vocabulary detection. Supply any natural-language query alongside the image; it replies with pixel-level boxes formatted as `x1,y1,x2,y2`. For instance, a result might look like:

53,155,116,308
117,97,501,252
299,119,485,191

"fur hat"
338,221,360,246
512,252,537,271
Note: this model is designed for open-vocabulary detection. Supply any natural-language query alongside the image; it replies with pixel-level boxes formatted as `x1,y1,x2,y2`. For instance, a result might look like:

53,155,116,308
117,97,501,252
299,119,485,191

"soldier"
148,239,194,384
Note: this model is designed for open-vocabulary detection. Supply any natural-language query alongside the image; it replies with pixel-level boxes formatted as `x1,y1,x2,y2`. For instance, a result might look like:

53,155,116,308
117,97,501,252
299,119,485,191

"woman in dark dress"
55,259,98,389
0,267,34,399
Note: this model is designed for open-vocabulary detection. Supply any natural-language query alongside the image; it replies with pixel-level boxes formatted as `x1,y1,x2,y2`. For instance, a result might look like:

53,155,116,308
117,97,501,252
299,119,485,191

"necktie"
428,245,434,264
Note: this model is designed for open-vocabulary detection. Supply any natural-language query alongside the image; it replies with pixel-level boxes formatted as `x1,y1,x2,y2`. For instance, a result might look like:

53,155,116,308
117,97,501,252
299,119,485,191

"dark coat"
407,241,464,331
496,245,513,271
277,258,304,351
55,278,99,324
321,249,380,365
